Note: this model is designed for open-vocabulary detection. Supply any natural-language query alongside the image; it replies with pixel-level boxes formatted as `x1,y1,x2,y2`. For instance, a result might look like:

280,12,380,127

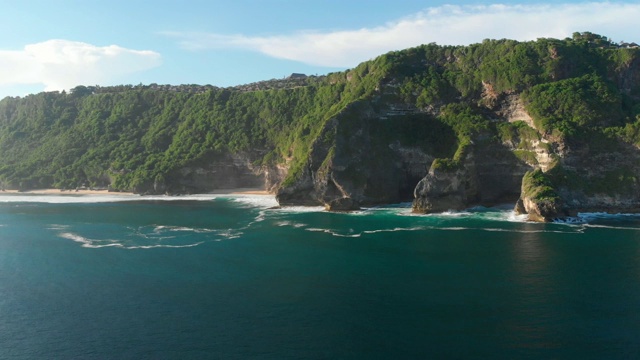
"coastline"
1,189,136,196
207,188,271,196
0,188,271,196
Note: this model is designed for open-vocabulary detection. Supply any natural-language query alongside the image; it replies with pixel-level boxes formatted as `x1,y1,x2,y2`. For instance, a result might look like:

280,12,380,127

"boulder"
325,197,360,211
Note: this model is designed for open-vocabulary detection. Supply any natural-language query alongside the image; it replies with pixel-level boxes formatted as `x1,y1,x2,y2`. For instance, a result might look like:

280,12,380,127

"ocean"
1,193,639,359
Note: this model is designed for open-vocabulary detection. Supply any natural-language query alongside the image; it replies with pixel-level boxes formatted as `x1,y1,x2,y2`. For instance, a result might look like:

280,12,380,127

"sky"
1,0,639,99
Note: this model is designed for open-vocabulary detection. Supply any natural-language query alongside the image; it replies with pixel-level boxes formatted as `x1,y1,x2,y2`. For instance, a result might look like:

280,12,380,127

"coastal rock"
412,166,468,213
325,197,360,211
514,196,566,222
412,143,532,213
277,99,438,207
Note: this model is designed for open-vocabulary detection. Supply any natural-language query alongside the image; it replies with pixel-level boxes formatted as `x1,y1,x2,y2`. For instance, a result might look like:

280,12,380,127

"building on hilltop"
620,42,640,48
287,73,307,79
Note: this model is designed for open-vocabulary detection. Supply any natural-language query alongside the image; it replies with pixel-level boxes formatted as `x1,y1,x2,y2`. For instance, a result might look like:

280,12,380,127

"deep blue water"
1,194,639,359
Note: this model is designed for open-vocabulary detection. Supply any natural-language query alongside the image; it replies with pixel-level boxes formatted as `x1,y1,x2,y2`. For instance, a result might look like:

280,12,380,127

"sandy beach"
208,188,271,195
0,188,270,196
1,189,136,196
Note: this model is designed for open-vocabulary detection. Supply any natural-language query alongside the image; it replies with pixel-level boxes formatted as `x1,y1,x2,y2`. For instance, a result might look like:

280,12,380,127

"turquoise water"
1,194,639,359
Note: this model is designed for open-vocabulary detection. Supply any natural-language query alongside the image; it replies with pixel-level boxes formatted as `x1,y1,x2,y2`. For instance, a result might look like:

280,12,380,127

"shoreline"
0,188,271,196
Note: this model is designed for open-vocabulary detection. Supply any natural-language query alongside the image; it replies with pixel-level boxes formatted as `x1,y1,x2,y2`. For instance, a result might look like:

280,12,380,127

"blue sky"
1,0,639,98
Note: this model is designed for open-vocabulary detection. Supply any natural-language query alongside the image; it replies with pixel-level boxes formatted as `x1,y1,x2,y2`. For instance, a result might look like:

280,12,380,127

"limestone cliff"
412,141,532,213
524,136,640,218
137,152,285,195
276,100,445,209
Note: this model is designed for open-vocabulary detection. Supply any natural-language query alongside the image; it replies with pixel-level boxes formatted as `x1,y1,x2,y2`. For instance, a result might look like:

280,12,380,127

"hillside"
1,32,639,221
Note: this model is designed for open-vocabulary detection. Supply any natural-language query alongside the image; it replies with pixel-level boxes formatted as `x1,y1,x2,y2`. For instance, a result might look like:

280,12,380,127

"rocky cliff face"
412,142,532,213
550,139,640,215
142,152,285,195
512,125,640,221
276,99,442,209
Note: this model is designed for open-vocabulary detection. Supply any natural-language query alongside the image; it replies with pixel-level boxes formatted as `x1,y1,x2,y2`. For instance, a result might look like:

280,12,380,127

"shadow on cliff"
413,138,534,213
276,101,459,209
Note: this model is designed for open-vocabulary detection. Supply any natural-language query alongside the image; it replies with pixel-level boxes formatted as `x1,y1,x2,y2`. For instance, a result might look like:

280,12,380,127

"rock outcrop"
412,166,468,213
412,142,532,213
514,196,566,222
277,99,443,208
325,197,360,211
138,152,285,195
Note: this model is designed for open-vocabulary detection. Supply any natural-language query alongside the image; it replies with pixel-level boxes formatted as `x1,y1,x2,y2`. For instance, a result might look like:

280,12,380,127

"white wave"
275,221,307,228
58,232,124,248
412,209,481,218
274,206,326,213
506,212,530,222
127,242,204,249
250,210,269,224
218,230,243,239
138,233,177,241
577,212,640,221
58,231,208,249
552,217,586,224
305,225,475,238
129,226,174,240
391,206,528,223
149,224,219,234
362,226,426,234
171,226,216,233
551,212,640,229
439,210,474,217
228,194,279,208
583,224,640,231
148,224,242,238
303,222,586,238
305,227,361,238
47,224,69,230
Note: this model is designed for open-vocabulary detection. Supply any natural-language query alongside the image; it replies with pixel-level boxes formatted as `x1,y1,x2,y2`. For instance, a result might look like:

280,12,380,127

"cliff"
276,100,451,209
1,32,640,221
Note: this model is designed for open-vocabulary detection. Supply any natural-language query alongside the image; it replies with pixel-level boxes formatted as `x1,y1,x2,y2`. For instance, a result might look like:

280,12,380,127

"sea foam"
59,232,124,248
229,194,279,208
57,221,244,249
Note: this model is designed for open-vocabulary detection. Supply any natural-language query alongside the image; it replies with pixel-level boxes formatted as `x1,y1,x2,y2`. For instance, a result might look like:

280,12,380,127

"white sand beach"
0,188,270,196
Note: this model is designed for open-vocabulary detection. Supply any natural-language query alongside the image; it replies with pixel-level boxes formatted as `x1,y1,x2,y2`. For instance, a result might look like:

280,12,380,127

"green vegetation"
513,150,538,165
0,32,639,195
523,74,624,135
521,169,560,202
544,162,638,197
496,121,541,146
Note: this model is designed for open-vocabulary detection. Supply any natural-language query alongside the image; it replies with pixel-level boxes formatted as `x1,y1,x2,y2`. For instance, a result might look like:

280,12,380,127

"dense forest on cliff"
1,32,640,218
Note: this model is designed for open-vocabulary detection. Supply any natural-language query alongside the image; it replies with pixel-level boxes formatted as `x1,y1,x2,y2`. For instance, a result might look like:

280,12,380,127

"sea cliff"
1,32,639,221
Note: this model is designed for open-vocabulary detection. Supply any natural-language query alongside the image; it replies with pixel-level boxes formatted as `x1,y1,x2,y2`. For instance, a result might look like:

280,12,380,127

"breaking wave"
57,224,243,250
58,233,126,248
229,195,279,208
303,224,583,238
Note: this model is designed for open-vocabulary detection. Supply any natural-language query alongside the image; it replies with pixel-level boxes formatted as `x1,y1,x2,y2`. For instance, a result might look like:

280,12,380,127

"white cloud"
167,2,640,68
0,40,161,92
